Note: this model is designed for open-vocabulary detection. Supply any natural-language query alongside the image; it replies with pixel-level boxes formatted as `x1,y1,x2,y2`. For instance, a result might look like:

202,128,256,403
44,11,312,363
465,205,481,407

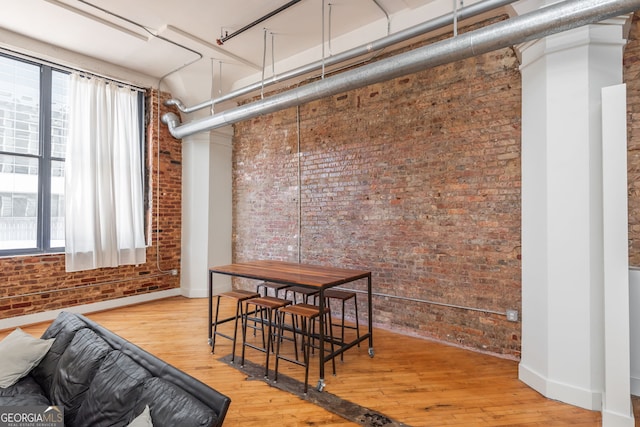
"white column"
208,127,233,295
180,126,233,298
516,1,630,415
180,132,212,298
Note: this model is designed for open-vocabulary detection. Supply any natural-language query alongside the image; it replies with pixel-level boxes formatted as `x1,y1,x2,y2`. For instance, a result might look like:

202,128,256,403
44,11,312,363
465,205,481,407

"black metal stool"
317,289,360,361
283,286,319,304
241,296,291,378
210,289,260,364
274,303,336,394
256,281,291,298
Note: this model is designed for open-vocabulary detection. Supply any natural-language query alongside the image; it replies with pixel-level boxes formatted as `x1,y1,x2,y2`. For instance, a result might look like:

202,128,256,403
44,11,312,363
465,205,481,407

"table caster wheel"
368,347,375,358
316,379,325,392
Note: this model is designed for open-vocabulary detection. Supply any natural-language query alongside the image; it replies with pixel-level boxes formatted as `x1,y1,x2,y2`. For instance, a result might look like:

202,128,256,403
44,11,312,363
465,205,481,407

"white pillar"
516,0,631,415
181,132,211,298
208,127,233,295
180,127,233,298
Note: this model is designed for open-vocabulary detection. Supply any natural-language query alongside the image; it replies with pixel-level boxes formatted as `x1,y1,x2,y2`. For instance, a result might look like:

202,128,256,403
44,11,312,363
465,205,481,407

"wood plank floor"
2,296,630,426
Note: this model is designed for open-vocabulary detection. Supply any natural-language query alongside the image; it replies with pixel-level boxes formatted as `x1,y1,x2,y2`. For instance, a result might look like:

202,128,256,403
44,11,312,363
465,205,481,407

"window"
0,53,145,257
0,54,68,255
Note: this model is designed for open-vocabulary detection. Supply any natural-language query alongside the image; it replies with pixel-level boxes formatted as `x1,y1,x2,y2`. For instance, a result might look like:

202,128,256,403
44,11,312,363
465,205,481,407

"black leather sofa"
0,311,231,427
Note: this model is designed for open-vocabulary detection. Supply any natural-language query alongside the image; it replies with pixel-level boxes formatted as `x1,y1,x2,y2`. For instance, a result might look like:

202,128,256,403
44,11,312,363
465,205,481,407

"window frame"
0,52,146,257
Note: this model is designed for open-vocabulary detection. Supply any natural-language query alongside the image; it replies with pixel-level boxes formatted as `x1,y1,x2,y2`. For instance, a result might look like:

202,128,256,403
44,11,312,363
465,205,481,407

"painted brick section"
0,89,182,320
233,18,523,358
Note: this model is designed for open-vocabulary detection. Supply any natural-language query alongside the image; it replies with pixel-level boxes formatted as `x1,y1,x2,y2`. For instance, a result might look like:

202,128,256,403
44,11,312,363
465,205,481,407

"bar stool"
284,287,320,355
317,289,360,361
241,296,291,378
256,281,291,298
211,289,260,364
274,303,336,394
283,286,319,304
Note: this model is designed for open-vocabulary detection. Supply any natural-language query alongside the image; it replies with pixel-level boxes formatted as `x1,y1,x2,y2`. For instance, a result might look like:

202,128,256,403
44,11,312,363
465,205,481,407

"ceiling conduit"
216,0,303,45
166,0,518,114
163,0,640,139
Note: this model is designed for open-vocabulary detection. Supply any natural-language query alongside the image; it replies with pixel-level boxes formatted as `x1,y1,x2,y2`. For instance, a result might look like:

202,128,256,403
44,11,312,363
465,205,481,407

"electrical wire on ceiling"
77,0,203,79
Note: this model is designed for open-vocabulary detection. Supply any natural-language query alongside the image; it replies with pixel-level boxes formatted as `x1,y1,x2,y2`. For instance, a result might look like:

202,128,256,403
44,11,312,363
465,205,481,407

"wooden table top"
209,260,371,288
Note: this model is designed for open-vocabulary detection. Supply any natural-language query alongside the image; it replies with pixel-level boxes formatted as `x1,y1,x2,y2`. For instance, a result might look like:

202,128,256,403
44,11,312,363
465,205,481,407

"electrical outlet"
170,269,178,276
506,309,518,322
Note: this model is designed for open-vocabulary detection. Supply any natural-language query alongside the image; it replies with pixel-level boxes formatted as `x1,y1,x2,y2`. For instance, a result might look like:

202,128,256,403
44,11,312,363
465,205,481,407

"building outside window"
0,54,68,254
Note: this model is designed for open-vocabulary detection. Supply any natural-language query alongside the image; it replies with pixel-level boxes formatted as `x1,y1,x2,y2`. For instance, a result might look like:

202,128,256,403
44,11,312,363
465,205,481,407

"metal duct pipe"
165,0,519,114
163,0,640,139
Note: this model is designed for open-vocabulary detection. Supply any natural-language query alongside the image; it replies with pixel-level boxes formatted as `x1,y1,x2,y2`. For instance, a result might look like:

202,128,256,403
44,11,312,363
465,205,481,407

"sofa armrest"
68,313,231,427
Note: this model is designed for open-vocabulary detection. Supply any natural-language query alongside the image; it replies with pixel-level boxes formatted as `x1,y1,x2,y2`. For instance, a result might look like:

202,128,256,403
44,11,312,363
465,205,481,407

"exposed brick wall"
0,89,181,320
233,18,523,358
626,14,640,267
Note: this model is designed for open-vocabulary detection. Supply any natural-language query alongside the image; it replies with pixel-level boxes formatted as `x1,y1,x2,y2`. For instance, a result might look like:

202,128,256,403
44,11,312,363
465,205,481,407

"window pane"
50,159,65,248
0,56,40,155
0,153,38,250
51,70,69,159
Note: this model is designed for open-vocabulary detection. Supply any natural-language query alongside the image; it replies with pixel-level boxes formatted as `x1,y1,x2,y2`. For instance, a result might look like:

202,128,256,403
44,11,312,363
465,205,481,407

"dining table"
208,259,374,391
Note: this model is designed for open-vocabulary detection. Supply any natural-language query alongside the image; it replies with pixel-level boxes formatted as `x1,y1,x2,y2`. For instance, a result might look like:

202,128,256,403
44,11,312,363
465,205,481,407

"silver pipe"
333,287,507,317
166,0,518,114
163,0,640,138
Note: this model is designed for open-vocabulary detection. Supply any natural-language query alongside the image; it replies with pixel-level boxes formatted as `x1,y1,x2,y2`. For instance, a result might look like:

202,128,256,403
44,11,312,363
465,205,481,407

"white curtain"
65,74,146,272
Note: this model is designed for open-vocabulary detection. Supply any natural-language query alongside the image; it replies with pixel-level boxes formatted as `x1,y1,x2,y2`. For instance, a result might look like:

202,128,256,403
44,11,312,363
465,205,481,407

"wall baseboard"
601,406,636,427
0,288,181,332
519,362,602,411
180,287,209,298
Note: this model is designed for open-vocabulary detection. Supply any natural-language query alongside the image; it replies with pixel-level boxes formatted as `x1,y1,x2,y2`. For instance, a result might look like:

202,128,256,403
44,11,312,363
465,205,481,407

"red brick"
0,89,181,320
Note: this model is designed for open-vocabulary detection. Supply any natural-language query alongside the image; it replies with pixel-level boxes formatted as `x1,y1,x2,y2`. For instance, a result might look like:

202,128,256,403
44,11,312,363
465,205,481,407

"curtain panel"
65,74,146,272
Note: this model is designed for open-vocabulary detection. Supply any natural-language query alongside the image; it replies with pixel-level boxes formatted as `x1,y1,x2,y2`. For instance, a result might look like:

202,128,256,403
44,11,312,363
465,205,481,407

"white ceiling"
0,0,496,109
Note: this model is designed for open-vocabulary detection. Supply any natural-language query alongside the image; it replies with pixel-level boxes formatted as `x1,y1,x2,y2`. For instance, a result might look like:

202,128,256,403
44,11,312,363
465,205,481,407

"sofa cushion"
0,376,50,406
74,350,151,427
31,311,89,395
0,328,54,388
50,328,112,425
130,377,217,427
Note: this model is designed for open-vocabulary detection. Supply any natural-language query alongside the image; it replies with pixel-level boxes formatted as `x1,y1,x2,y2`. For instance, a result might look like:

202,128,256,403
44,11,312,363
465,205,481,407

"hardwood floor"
1,296,620,426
